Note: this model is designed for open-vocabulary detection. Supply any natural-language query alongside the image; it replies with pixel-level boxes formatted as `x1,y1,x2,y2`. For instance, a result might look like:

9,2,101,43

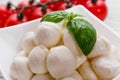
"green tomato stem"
91,0,98,4
45,0,61,5
7,2,12,9
17,7,24,20
65,0,72,9
29,0,34,4
41,5,47,13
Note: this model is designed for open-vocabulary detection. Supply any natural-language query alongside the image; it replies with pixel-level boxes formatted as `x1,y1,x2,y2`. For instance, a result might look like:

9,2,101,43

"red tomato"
30,7,51,20
4,13,28,27
40,0,90,10
70,0,79,5
17,0,35,19
40,0,51,3
0,4,13,28
69,0,89,5
40,0,88,5
40,0,66,11
84,0,108,20
53,2,67,10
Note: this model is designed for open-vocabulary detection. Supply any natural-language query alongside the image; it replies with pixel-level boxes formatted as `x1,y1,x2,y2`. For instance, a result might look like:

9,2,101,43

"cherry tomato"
0,4,13,28
40,0,88,7
52,2,67,11
40,0,66,11
84,0,108,20
17,0,35,19
68,0,89,5
30,7,51,20
40,0,54,10
70,0,79,5
40,0,51,3
4,13,28,27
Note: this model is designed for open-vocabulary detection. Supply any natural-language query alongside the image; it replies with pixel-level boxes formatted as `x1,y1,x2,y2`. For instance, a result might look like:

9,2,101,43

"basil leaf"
67,18,96,56
41,11,68,23
66,12,83,22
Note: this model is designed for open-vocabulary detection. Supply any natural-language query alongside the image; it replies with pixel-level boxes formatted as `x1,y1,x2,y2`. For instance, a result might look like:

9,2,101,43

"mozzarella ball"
63,29,83,56
58,71,83,80
78,61,98,80
41,22,62,31
88,36,111,59
110,46,120,63
15,50,27,57
63,29,87,68
60,77,76,80
47,45,76,79
91,56,120,80
57,20,67,31
21,32,36,54
28,45,48,74
56,37,64,46
34,22,62,48
10,56,33,80
10,62,18,80
76,55,87,68
71,71,83,80
10,51,28,79
32,74,55,80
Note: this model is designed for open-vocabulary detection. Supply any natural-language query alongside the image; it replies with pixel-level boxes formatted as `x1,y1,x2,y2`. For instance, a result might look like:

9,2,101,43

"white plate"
0,5,120,80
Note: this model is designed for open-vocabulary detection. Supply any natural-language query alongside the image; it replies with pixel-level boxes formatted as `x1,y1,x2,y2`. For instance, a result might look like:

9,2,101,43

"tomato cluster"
0,0,108,28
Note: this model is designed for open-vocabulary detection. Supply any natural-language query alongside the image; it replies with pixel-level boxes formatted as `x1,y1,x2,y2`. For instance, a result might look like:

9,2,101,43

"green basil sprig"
41,11,96,56
41,11,68,23
67,18,96,56
41,11,82,23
